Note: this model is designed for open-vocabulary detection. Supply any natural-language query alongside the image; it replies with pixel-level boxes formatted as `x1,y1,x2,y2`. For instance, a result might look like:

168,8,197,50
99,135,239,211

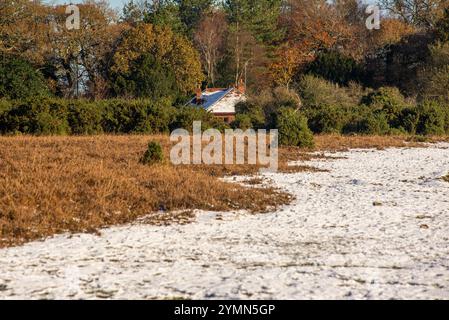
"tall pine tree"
224,0,284,45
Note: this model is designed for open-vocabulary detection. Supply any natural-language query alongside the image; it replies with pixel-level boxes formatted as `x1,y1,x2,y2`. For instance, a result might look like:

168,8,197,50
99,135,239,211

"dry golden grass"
313,134,449,151
442,174,449,183
242,177,265,185
0,133,445,248
0,135,294,247
313,134,426,151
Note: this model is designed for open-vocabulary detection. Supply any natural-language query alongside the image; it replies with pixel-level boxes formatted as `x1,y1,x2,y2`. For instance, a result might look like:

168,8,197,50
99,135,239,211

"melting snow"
1,144,449,299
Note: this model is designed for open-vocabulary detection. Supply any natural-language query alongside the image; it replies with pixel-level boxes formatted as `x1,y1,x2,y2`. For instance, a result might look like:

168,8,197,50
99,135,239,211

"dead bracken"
0,134,442,248
0,135,293,248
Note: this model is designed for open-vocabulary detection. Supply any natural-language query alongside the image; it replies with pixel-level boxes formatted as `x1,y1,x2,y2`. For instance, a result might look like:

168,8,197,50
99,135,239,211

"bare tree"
227,24,266,88
194,10,227,87
380,0,447,29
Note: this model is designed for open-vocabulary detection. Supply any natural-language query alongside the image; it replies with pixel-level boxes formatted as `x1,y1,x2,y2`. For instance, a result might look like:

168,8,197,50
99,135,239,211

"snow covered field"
1,144,449,300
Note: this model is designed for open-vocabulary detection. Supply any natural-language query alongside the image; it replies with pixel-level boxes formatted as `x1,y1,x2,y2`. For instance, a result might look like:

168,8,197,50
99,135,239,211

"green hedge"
297,87,449,136
1,95,448,138
0,99,12,117
230,79,449,138
2,98,70,135
302,104,351,134
169,106,229,132
0,98,225,135
303,102,449,136
416,101,448,135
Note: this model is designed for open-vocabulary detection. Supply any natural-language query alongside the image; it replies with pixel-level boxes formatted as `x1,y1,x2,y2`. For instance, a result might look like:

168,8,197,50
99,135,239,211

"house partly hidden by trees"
0,0,449,141
188,81,246,124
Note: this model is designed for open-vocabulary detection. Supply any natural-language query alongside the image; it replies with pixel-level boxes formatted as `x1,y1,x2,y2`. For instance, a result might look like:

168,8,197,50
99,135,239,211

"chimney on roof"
195,87,202,104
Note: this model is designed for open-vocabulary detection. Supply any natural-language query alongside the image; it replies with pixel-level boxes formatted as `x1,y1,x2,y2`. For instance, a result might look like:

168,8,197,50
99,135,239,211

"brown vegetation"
313,134,429,151
0,135,294,247
0,134,445,247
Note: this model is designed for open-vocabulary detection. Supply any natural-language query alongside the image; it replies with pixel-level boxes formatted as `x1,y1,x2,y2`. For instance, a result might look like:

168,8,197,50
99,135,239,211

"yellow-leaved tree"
111,23,204,96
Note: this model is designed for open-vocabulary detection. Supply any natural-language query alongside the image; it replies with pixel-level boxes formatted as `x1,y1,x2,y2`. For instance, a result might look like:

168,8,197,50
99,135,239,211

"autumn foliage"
0,0,447,103
111,23,203,96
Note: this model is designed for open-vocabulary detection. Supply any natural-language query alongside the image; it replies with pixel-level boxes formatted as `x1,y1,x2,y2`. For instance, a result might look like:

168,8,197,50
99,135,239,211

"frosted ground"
1,144,449,299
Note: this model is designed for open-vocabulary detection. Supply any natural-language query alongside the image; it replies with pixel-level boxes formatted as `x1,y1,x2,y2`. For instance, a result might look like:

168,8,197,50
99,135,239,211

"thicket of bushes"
275,108,314,148
0,73,447,148
233,74,449,146
0,98,226,135
0,55,50,100
298,79,449,136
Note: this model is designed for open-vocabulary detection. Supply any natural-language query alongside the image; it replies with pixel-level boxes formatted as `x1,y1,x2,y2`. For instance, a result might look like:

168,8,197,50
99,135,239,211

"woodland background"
0,0,448,143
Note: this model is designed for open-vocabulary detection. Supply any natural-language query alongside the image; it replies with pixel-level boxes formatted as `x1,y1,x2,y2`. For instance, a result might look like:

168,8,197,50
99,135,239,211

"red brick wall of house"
214,113,236,124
